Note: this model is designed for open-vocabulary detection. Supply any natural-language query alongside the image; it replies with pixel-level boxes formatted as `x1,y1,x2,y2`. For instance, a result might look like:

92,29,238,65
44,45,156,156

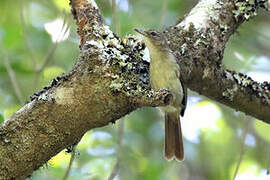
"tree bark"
164,0,270,122
0,0,269,178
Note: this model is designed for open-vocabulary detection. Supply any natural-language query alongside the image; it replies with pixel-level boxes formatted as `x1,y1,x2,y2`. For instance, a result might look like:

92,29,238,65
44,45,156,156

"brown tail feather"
164,113,184,161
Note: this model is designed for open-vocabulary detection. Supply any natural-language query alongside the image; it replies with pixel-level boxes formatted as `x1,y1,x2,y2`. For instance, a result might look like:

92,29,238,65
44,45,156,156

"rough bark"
0,0,269,179
164,0,270,122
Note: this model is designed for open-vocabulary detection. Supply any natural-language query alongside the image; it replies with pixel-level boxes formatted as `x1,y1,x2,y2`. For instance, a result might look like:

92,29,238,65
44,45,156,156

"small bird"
134,28,187,161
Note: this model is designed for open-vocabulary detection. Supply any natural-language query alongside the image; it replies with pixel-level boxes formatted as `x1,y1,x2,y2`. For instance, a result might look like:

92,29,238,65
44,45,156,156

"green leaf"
254,120,270,142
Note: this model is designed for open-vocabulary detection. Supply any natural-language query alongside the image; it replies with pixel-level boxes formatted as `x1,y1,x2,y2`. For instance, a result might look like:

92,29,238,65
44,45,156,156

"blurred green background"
1,0,270,180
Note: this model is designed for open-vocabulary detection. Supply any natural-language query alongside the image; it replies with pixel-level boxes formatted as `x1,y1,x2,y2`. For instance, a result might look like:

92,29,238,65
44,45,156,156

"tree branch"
2,51,24,105
0,0,171,178
0,0,269,178
164,0,270,122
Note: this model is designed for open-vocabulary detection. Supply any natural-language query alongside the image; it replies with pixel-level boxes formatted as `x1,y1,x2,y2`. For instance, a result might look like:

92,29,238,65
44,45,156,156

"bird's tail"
164,113,184,161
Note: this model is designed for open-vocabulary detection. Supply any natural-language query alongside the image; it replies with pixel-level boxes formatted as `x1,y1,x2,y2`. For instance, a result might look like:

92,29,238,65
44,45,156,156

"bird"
134,28,187,161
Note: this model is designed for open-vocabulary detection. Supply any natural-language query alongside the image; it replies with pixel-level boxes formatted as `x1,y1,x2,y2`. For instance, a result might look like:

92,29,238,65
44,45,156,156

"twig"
232,117,252,180
36,43,59,74
62,145,77,180
20,0,38,70
108,160,120,180
266,147,270,175
108,119,124,180
112,0,120,35
36,13,69,73
2,51,24,105
34,13,68,88
159,0,169,28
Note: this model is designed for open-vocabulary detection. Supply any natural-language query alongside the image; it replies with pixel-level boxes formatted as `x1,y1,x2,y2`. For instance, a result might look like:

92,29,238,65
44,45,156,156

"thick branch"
163,0,270,122
0,1,170,179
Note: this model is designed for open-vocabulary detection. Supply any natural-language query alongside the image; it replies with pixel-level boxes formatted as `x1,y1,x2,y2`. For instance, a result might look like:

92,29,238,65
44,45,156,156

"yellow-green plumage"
134,28,186,161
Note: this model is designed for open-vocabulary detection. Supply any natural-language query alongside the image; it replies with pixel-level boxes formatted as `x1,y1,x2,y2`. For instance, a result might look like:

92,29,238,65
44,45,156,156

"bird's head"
134,28,165,48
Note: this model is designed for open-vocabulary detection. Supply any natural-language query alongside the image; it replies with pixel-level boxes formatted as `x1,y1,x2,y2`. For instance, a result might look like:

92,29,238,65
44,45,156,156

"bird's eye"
150,31,157,36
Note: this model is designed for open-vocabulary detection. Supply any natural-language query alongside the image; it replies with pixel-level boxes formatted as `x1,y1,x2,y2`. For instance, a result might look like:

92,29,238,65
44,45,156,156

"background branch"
232,117,252,180
2,51,24,105
159,0,168,28
62,145,77,180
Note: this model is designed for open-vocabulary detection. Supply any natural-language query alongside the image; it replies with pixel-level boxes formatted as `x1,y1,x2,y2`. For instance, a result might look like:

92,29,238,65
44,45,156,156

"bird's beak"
134,28,147,36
